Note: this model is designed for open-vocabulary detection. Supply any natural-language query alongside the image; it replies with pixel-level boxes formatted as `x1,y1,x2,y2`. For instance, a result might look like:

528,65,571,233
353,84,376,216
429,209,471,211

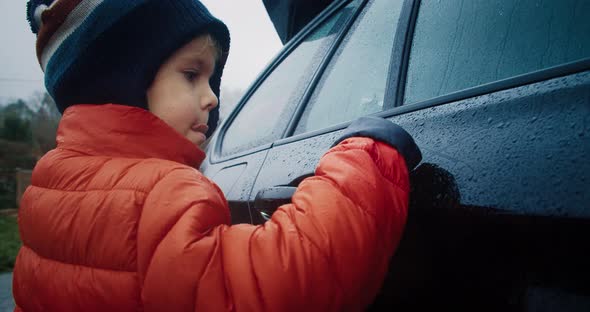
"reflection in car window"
404,0,590,105
221,1,360,157
294,0,403,135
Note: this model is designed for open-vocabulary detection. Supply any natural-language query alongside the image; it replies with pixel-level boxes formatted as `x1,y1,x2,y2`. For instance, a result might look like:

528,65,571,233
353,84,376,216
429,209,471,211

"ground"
0,273,14,311
0,213,20,273
0,211,18,311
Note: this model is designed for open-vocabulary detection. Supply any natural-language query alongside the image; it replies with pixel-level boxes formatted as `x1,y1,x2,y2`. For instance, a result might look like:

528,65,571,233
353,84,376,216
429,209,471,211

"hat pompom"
26,0,54,34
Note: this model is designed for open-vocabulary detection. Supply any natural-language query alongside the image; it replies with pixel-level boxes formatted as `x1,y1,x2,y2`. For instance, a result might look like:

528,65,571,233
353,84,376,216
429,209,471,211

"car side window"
220,1,361,157
404,0,590,105
293,0,404,135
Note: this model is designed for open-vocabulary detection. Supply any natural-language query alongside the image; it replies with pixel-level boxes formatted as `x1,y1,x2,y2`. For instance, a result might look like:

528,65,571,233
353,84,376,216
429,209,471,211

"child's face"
147,35,219,146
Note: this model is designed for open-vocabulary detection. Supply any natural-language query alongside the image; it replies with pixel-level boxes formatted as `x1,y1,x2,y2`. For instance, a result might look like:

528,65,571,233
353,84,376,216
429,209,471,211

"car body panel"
249,67,590,311
201,147,270,224
251,70,590,217
203,0,590,308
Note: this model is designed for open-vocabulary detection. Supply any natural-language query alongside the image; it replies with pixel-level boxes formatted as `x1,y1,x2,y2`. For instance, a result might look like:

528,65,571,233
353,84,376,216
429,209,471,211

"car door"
249,0,590,310
389,0,590,310
249,0,408,218
201,0,362,224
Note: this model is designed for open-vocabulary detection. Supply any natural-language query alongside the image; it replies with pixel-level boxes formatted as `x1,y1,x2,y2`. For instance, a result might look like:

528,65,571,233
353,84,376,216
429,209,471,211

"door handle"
254,186,297,221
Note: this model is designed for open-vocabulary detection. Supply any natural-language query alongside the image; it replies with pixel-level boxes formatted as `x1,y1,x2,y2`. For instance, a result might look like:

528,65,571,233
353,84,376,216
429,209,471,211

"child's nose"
202,85,219,111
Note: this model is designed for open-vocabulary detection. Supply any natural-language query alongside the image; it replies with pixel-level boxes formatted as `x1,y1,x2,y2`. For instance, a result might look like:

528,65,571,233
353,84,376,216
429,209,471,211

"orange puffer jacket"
13,104,409,312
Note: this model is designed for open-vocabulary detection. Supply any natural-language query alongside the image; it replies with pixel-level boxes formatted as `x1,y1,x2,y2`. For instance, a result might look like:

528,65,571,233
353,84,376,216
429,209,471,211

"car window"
293,0,404,135
404,0,590,105
220,0,361,157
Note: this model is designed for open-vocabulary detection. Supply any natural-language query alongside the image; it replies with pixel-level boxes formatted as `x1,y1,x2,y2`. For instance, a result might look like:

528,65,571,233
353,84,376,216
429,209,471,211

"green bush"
0,168,17,210
0,194,16,210
0,215,21,272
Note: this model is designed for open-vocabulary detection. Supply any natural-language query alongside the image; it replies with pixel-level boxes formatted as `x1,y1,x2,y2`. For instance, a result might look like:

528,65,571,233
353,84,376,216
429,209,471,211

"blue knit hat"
26,0,230,137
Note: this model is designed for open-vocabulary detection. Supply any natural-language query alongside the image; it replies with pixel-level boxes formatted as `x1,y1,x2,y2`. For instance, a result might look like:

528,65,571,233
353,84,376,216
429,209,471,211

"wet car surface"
202,0,590,310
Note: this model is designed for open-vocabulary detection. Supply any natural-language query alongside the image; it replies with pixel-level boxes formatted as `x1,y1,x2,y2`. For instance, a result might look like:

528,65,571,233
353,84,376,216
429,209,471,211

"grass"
0,215,21,272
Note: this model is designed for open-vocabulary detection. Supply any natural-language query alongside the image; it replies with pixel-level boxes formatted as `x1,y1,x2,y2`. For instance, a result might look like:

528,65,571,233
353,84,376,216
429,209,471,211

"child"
14,0,421,311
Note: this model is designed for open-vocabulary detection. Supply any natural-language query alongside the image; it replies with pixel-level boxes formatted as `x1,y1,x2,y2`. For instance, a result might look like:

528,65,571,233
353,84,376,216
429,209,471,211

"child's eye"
183,70,199,82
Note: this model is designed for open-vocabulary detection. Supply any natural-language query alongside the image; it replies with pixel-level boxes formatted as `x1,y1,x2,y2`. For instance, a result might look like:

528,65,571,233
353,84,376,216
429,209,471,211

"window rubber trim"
273,58,590,147
386,0,420,109
283,0,415,138
281,0,370,138
211,0,358,164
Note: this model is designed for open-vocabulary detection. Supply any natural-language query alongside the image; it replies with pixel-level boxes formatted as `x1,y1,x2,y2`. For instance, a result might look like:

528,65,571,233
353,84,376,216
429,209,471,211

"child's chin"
188,132,207,146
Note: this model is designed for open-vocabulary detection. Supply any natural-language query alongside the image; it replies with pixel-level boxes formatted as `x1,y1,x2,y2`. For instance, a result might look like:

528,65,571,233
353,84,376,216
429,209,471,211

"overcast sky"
0,0,283,104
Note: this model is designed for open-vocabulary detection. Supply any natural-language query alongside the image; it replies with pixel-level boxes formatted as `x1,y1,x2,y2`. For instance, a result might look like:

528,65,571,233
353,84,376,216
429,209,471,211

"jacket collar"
57,104,205,168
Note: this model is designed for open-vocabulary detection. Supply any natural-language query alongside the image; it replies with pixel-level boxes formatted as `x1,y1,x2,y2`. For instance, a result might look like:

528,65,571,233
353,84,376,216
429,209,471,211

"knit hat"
26,0,230,137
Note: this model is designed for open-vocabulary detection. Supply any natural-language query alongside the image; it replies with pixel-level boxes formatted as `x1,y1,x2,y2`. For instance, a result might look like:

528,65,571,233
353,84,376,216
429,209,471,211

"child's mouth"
191,123,209,134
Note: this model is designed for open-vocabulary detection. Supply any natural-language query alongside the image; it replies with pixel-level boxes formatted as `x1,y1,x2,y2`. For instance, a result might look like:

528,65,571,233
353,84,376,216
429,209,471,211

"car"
201,0,590,310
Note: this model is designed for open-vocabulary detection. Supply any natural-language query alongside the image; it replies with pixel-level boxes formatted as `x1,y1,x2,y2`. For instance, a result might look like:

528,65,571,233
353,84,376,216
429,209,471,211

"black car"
202,0,590,310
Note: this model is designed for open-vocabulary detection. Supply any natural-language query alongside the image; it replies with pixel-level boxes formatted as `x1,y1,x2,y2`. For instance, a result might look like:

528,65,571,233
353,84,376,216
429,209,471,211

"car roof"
262,0,337,44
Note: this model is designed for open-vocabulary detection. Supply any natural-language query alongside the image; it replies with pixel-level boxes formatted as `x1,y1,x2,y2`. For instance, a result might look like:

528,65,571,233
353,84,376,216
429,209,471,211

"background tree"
0,92,60,209
31,92,60,154
1,114,32,143
0,99,34,143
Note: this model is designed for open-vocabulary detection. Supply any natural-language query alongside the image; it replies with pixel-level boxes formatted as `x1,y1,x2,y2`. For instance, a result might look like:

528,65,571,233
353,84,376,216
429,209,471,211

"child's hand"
332,116,422,170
